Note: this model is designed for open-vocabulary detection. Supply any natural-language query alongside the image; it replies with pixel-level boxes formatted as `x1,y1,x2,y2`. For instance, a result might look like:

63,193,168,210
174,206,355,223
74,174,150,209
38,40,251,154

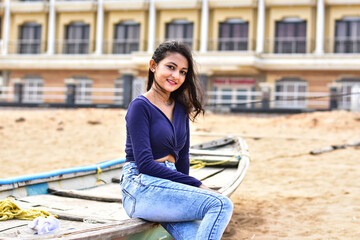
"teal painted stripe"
26,182,49,196
125,226,173,240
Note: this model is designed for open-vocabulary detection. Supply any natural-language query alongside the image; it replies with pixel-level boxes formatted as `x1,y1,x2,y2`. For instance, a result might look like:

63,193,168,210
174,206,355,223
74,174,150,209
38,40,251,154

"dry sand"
0,108,359,239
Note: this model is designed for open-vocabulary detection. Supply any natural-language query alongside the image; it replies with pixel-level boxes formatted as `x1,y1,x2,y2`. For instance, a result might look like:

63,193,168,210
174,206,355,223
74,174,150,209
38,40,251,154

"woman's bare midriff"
155,154,175,163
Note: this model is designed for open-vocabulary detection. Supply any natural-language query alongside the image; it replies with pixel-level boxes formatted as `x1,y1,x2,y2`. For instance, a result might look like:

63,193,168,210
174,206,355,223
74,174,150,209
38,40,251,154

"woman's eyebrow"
167,61,188,70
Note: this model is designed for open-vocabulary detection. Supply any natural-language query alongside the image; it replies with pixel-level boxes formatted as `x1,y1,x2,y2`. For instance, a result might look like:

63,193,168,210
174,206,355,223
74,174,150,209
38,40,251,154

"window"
113,21,140,54
335,17,360,53
19,22,42,54
337,78,360,109
75,78,92,104
65,22,90,54
275,78,307,108
218,19,248,51
275,18,306,54
166,20,193,48
23,77,44,103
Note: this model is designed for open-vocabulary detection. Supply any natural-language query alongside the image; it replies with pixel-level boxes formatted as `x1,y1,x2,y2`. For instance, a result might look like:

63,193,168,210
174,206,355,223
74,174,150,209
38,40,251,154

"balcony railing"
156,38,196,50
208,38,255,51
56,39,94,54
104,39,141,54
265,37,314,54
326,37,360,54
8,40,45,54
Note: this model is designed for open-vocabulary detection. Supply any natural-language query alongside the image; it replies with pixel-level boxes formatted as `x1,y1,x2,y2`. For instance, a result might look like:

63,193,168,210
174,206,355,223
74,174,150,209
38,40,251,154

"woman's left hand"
199,184,222,194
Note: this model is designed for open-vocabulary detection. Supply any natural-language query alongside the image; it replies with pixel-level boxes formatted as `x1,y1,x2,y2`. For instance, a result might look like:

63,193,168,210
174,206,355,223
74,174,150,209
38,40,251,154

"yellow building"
0,0,360,111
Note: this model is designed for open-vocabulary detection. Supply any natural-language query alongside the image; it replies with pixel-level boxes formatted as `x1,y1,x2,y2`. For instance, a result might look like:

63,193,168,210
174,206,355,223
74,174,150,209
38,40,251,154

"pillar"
2,0,11,55
65,78,76,104
256,0,265,54
200,0,209,53
13,79,24,103
123,74,134,107
314,0,325,54
147,0,156,53
47,0,56,54
95,0,104,54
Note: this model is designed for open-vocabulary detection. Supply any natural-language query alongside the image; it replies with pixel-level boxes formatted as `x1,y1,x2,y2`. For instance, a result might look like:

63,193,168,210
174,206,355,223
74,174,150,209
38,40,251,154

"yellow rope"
190,155,239,170
96,166,103,183
0,198,56,221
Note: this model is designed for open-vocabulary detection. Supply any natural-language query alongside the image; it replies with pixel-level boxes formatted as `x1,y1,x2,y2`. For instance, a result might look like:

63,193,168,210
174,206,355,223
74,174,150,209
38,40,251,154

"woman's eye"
181,71,187,75
168,65,175,70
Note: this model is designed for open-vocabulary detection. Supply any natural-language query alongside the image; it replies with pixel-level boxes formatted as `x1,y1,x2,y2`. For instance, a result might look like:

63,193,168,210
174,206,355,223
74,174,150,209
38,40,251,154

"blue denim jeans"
120,161,234,240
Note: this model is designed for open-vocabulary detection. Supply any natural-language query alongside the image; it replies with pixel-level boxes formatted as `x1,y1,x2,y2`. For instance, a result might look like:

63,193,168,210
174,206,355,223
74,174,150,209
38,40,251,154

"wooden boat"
0,136,250,240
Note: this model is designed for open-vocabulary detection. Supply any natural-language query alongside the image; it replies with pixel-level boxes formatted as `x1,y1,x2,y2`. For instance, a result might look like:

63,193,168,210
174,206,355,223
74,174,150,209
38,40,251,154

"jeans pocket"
122,188,136,217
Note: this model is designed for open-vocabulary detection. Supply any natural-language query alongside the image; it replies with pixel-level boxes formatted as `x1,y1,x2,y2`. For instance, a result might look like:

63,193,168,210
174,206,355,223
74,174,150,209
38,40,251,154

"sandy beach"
0,108,359,239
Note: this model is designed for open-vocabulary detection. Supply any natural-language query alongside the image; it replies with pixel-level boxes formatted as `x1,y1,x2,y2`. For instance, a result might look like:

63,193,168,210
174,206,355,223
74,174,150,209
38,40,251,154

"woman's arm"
126,99,202,187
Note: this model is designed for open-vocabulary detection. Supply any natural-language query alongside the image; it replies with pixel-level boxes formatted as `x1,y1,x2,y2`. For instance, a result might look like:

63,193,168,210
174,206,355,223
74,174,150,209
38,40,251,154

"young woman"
120,41,233,240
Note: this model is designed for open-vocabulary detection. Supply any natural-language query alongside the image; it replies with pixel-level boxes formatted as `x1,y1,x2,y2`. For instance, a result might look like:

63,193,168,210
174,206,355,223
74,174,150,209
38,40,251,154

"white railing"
2,86,358,110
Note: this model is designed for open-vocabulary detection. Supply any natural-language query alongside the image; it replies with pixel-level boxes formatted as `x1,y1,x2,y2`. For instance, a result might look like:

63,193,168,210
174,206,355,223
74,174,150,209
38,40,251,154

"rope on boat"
190,155,241,170
0,198,56,221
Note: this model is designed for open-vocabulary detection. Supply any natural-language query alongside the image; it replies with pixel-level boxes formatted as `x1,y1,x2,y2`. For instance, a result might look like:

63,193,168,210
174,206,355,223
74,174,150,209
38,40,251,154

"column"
47,0,56,54
13,79,24,103
2,0,11,55
329,86,339,110
147,0,156,53
65,78,76,105
200,0,209,53
199,74,208,92
314,0,325,54
122,74,134,107
256,0,265,54
95,0,104,54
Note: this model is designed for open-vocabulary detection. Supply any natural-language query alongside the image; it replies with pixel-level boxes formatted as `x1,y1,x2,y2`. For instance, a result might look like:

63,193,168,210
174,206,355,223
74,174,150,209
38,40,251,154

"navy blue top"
125,95,202,187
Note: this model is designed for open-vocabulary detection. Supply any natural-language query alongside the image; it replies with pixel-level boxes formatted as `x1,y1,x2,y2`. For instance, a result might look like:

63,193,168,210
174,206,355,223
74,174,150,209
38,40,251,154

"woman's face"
150,52,188,94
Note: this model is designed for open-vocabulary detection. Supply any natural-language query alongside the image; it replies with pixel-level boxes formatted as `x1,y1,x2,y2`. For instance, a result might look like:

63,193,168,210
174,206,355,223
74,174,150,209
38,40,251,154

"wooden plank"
16,195,129,222
190,137,235,150
48,183,123,202
201,168,238,189
189,148,238,157
190,167,225,182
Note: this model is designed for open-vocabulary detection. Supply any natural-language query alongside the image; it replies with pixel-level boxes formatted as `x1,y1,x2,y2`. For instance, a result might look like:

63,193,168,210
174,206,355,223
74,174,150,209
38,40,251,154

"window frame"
165,20,194,48
274,19,307,54
64,22,90,54
275,78,308,109
18,22,42,54
113,21,140,54
23,77,44,103
218,19,249,51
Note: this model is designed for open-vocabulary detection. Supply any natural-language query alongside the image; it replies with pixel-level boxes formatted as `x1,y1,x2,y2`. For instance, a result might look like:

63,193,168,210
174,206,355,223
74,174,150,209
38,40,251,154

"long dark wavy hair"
147,40,205,121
